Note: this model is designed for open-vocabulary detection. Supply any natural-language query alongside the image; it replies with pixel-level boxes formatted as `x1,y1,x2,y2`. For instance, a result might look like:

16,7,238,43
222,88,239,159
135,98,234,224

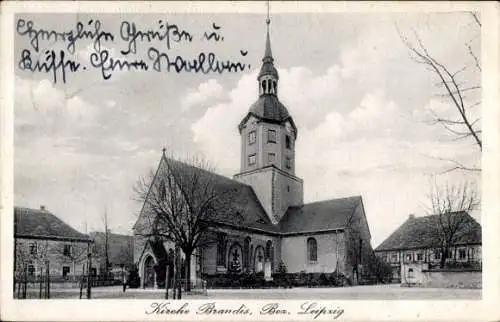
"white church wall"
234,169,274,222
260,123,285,170
281,232,345,274
272,170,303,222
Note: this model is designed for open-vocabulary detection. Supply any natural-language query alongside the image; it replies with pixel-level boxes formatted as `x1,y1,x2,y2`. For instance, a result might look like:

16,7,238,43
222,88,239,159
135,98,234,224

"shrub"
277,261,288,274
329,270,349,287
319,273,329,286
127,266,141,288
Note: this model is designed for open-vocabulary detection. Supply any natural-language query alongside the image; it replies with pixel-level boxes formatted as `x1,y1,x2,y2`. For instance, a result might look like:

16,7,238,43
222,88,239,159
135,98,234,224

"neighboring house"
375,213,482,285
132,23,375,288
89,231,134,277
14,206,92,279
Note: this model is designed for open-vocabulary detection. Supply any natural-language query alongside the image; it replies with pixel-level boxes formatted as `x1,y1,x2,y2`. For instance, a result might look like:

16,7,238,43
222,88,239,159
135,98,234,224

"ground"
18,284,481,300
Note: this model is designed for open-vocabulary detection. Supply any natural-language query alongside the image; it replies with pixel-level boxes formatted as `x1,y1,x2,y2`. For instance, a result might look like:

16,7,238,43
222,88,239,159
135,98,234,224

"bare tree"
52,242,88,277
426,180,480,268
398,13,482,172
134,152,242,291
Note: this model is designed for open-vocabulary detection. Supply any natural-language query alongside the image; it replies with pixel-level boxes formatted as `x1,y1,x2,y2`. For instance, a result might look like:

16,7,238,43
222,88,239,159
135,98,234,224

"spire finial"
266,0,270,26
264,0,273,60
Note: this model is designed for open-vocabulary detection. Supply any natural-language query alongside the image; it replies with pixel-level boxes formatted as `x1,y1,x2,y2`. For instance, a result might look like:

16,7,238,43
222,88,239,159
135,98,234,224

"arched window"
159,179,166,200
216,233,226,266
273,81,277,94
265,240,272,260
307,237,318,262
228,243,243,273
262,80,267,93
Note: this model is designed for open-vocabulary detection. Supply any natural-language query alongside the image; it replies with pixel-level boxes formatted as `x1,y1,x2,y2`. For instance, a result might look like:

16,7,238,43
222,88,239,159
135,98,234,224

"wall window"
267,129,277,143
434,251,441,260
62,266,70,277
307,237,318,262
248,154,256,166
28,265,35,276
285,135,291,149
29,242,37,255
248,131,256,145
408,268,414,279
417,253,423,261
391,254,398,262
285,157,291,169
265,240,274,268
406,253,412,261
216,233,226,266
268,153,276,164
159,179,167,200
459,248,466,260
63,244,71,257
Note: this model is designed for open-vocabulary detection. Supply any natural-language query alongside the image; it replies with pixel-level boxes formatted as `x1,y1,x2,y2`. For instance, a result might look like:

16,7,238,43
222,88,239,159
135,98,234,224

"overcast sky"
14,11,481,247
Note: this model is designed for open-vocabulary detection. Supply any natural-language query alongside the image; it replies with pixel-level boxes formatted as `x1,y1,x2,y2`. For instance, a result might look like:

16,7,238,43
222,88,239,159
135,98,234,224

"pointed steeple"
258,12,279,95
263,20,273,62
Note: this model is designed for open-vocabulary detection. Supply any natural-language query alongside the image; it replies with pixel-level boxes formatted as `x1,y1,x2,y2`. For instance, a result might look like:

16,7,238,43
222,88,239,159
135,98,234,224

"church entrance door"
144,256,155,288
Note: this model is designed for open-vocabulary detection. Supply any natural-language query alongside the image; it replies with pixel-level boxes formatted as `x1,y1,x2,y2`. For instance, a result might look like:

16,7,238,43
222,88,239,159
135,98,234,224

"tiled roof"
258,28,279,80
14,207,90,242
89,232,133,266
279,196,362,234
136,157,279,234
375,212,481,252
134,156,365,236
248,94,291,124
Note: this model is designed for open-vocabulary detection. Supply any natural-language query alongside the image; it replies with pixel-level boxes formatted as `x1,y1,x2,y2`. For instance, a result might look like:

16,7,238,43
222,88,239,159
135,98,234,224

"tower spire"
258,0,279,95
264,0,273,61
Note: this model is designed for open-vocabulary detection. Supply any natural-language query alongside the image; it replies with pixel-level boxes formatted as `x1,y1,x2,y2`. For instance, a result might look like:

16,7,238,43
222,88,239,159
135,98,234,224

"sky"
13,11,481,247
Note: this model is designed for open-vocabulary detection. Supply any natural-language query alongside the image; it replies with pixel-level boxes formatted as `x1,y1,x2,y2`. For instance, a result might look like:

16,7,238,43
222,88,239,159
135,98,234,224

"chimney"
408,213,415,220
40,205,46,211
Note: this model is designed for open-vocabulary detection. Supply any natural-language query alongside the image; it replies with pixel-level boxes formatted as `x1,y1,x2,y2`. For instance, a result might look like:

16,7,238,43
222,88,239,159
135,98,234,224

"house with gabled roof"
14,206,92,279
132,19,374,288
375,212,482,285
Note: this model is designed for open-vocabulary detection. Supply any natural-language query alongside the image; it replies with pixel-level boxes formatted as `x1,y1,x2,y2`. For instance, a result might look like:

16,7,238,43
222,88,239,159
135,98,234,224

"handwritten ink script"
145,301,345,320
16,18,251,84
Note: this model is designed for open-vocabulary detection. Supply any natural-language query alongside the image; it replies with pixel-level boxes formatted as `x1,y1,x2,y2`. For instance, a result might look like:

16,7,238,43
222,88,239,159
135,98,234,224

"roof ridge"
14,206,53,213
165,157,252,188
15,207,89,240
411,211,470,220
302,195,362,206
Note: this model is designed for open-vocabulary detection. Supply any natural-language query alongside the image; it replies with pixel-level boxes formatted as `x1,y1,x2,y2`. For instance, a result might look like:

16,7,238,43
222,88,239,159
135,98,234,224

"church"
132,20,374,289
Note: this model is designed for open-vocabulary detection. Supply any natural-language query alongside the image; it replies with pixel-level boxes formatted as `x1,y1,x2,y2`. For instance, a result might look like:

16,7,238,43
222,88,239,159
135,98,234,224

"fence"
14,272,122,299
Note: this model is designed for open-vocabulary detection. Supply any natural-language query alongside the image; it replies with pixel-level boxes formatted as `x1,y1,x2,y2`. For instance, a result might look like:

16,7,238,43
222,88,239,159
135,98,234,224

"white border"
1,1,499,321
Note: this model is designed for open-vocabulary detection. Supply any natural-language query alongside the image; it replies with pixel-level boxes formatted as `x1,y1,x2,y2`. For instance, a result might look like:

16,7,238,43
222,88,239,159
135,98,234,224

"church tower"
234,17,303,225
